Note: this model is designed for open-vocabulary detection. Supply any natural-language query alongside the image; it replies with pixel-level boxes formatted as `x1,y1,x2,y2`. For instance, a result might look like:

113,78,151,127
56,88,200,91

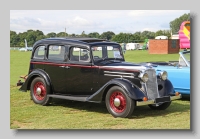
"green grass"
124,50,180,63
10,50,190,129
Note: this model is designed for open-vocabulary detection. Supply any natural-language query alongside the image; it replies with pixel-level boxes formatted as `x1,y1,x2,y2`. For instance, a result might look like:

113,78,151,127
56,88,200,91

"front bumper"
136,94,182,106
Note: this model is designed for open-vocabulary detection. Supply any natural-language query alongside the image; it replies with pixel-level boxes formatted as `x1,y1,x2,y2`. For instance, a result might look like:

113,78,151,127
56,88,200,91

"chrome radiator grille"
145,69,159,99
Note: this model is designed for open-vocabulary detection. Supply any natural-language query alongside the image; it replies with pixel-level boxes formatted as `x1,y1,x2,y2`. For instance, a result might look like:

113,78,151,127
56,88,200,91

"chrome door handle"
59,66,65,68
59,66,70,69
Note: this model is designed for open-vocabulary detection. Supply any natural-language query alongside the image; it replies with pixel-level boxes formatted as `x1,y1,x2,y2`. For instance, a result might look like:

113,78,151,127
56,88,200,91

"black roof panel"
46,37,107,43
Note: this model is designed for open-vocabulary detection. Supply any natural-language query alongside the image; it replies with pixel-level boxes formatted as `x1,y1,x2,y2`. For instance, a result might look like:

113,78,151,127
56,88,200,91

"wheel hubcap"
33,81,46,101
114,98,120,107
110,91,126,113
36,87,42,95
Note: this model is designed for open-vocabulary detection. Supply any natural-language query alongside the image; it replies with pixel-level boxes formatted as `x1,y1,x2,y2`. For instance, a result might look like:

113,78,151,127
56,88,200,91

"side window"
33,46,45,59
93,46,103,59
70,47,90,62
48,45,65,61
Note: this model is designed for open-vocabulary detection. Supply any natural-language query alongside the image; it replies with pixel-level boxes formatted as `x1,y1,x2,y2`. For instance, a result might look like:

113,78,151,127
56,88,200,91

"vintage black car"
17,37,181,118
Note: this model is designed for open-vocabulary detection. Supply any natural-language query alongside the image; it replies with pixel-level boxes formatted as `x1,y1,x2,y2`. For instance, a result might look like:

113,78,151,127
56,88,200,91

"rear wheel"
30,77,52,106
105,86,135,118
148,101,171,110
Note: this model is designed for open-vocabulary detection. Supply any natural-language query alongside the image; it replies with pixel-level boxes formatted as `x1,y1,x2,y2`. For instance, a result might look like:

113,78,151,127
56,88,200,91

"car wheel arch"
102,79,140,101
87,78,145,102
102,84,126,101
26,70,53,94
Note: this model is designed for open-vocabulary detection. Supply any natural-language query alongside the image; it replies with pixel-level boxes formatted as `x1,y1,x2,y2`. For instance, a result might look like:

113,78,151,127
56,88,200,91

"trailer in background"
126,43,140,50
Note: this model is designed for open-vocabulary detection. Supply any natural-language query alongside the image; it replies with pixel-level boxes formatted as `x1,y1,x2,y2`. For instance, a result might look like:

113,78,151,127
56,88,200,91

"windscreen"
92,45,124,62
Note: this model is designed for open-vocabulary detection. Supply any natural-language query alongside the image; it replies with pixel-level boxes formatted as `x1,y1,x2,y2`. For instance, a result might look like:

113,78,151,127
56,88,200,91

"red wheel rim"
109,91,126,113
33,81,46,101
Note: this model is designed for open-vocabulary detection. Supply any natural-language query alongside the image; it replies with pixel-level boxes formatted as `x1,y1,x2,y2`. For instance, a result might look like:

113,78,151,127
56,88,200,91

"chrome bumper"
136,94,182,106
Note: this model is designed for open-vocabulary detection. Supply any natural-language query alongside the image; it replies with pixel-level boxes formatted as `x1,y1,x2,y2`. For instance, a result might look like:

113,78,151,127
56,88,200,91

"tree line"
10,13,190,47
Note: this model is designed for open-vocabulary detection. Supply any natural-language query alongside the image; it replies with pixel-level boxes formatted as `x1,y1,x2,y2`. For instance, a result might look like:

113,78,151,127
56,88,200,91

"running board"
48,94,88,102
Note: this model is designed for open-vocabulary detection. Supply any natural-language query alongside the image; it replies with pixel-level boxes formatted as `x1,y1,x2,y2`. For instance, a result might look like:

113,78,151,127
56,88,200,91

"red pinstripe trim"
30,61,140,72
31,61,97,68
31,61,65,66
100,67,140,72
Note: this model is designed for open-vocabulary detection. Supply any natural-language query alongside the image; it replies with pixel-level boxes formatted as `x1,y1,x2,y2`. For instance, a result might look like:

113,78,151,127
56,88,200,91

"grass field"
10,50,190,129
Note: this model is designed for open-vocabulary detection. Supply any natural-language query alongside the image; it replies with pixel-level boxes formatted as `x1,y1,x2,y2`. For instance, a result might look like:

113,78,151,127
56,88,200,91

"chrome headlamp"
139,72,149,83
159,71,168,80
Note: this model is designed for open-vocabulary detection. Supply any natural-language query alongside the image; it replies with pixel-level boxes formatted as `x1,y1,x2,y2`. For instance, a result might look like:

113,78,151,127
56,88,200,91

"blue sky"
10,10,190,35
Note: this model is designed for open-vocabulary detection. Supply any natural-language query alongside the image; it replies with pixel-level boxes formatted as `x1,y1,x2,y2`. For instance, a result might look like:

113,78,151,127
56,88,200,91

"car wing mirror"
177,63,182,69
172,62,182,69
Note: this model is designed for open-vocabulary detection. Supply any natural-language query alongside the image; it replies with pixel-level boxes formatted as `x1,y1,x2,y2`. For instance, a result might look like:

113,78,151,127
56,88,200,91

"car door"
44,45,67,94
167,67,190,94
65,46,93,95
31,45,46,71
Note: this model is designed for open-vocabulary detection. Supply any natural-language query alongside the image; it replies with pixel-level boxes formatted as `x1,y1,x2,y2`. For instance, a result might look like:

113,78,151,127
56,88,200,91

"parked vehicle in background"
19,47,27,52
141,50,190,96
126,43,140,50
107,46,113,50
17,37,181,118
138,45,143,50
27,47,33,51
97,47,102,51
138,39,149,50
19,39,32,51
155,36,168,39
19,47,32,51
138,44,148,50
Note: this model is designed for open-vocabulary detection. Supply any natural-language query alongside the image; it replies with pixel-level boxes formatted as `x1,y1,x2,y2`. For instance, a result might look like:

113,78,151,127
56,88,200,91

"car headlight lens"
139,72,149,82
160,71,168,80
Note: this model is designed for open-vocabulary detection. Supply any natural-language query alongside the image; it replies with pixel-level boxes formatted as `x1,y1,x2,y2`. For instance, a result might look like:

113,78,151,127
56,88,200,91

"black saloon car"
17,37,181,118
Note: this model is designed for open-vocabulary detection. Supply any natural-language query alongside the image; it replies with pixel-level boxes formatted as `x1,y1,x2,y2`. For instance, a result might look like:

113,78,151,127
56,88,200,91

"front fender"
87,78,146,102
19,69,51,92
164,79,175,95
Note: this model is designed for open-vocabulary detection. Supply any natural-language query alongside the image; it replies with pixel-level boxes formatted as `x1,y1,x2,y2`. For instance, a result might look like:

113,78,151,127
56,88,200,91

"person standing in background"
123,43,126,54
146,41,149,50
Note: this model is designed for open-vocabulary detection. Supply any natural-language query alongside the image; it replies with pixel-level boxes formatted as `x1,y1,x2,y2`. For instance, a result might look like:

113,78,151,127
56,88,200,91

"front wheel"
148,101,171,110
105,86,135,118
30,77,52,106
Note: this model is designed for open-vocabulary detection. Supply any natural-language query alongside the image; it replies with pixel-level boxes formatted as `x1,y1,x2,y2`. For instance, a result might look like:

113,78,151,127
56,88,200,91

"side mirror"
176,63,182,69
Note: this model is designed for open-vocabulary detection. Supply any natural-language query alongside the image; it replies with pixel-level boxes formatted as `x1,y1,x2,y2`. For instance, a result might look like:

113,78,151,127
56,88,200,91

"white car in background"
27,47,33,51
19,48,27,52
97,46,113,51
107,46,113,50
97,47,102,51
155,36,168,39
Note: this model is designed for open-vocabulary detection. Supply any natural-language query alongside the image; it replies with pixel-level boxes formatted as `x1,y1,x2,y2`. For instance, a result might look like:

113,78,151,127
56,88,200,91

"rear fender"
19,69,51,92
87,78,146,102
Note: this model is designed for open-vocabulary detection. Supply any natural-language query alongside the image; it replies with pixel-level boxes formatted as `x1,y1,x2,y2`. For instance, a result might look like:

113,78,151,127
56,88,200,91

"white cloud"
128,10,189,17
141,28,159,32
68,16,92,26
10,10,190,35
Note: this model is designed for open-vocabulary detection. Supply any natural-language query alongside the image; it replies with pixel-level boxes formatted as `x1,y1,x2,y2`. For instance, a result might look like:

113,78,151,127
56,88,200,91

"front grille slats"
145,69,159,99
